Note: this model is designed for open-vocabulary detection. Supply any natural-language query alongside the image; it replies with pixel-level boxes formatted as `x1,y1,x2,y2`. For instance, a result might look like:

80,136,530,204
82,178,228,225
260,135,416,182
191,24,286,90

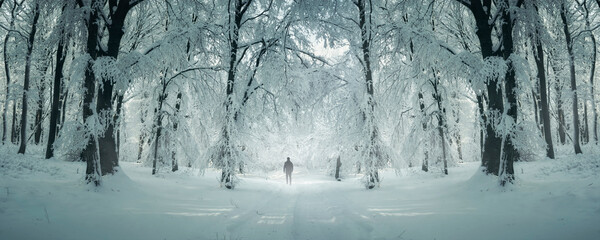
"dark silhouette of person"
283,157,294,185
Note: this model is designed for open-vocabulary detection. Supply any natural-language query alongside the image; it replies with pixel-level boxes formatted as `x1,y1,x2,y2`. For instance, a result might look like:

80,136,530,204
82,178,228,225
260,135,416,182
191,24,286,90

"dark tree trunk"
560,2,583,154
33,98,43,144
591,33,598,144
137,105,147,162
432,77,448,175
2,30,11,144
11,101,18,144
532,26,555,159
34,56,50,145
59,89,68,131
151,122,162,176
1,0,17,145
583,3,598,144
499,1,518,182
458,0,519,184
358,0,379,189
171,91,182,172
469,0,503,174
418,92,429,172
115,94,124,158
83,0,102,185
583,104,589,144
95,1,133,176
18,2,40,154
532,89,541,131
453,109,463,161
220,0,248,189
551,59,567,145
152,83,166,175
476,94,485,160
335,156,342,180
83,0,143,184
46,31,67,159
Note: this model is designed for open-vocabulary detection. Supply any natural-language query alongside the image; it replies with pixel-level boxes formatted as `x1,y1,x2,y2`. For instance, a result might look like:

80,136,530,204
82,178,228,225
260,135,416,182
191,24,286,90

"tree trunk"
459,0,518,184
453,109,463,161
171,91,182,172
34,58,49,145
476,94,485,160
18,2,40,154
2,30,11,144
151,123,162,175
499,1,518,182
533,33,555,159
46,32,67,159
11,101,18,144
59,89,68,131
551,58,567,145
115,94,124,158
531,1,556,158
33,99,43,144
137,104,147,162
418,92,429,172
1,0,18,145
83,0,143,184
532,89,541,131
358,0,379,188
591,34,598,144
95,2,134,176
584,7,598,144
470,1,503,175
432,76,448,175
560,2,583,154
583,104,589,144
83,0,102,185
335,156,342,180
152,84,166,175
219,0,247,189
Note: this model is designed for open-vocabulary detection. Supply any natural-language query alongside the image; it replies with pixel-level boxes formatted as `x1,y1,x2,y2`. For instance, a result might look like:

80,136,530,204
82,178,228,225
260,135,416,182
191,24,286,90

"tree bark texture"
358,0,380,188
18,2,40,154
219,0,246,189
46,34,67,159
533,31,555,159
2,30,11,144
83,0,143,184
171,91,182,172
418,92,429,172
458,0,519,184
151,89,165,175
560,2,583,154
83,0,102,185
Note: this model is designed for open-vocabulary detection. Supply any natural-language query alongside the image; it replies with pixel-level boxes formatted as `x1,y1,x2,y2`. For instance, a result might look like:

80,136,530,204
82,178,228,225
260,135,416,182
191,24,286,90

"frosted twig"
44,206,50,223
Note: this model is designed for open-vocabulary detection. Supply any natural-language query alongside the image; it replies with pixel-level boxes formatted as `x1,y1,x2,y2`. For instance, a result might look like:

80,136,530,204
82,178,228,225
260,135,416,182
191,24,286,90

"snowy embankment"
1,152,599,240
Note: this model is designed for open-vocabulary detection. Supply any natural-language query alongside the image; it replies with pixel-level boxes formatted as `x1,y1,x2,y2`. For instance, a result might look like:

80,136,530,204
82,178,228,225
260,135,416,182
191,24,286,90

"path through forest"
223,169,375,240
1,155,599,240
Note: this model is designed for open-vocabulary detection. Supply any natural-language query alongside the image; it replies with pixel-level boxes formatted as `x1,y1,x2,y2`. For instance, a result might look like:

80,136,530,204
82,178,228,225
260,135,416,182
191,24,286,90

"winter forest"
1,0,599,239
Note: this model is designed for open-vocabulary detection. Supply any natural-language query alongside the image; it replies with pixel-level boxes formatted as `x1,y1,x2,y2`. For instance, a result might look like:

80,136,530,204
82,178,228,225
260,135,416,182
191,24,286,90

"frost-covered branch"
241,0,273,26
284,46,331,66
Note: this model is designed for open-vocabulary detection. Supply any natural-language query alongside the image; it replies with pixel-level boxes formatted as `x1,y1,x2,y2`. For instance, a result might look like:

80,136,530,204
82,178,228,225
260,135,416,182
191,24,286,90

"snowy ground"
1,152,600,240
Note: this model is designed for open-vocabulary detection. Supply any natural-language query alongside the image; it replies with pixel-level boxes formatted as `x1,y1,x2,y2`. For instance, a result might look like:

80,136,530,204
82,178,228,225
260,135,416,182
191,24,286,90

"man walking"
283,157,294,185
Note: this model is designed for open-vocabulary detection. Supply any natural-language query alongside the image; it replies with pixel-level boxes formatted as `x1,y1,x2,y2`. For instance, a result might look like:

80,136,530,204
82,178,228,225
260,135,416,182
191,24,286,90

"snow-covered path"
1,155,600,240
222,170,375,240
